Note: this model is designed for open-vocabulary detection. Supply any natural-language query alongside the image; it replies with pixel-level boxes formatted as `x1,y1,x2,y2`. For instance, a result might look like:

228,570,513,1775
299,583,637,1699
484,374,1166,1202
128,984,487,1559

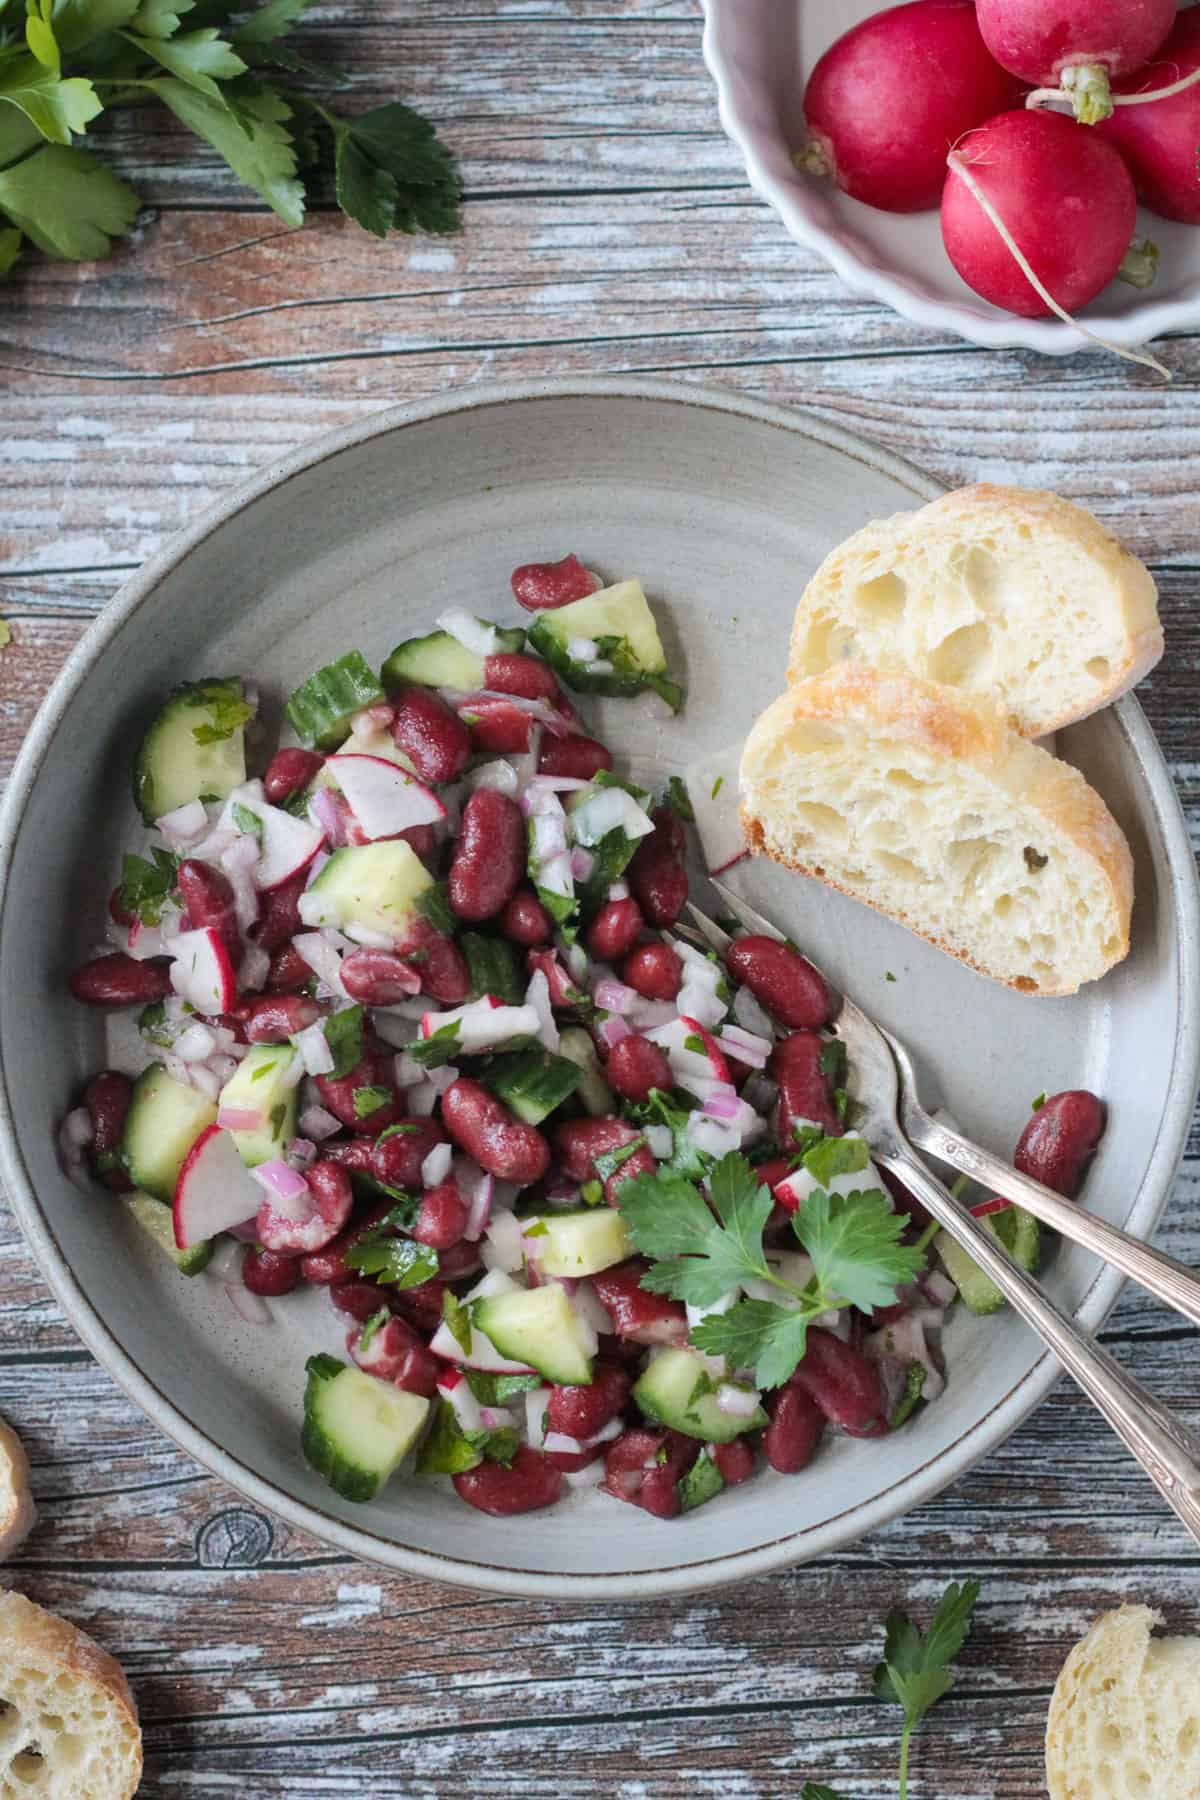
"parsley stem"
911,1217,941,1259
898,1721,912,1800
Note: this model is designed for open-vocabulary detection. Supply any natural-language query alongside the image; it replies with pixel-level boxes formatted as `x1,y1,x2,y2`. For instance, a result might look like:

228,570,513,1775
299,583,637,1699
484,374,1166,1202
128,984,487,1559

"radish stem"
1118,240,1161,290
794,141,832,180
945,150,1171,379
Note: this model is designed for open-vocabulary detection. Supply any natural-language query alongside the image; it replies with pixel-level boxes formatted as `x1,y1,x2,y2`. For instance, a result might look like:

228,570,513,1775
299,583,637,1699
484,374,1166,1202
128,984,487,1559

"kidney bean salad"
61,555,1105,1521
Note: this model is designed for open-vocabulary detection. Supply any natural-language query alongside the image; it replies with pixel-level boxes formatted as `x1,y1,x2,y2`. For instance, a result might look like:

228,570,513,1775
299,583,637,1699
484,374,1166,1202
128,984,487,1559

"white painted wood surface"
1,4,1198,1793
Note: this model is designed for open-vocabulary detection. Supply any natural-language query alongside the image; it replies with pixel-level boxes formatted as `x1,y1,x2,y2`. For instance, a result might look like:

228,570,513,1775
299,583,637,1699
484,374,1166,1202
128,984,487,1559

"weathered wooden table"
1,5,1198,1794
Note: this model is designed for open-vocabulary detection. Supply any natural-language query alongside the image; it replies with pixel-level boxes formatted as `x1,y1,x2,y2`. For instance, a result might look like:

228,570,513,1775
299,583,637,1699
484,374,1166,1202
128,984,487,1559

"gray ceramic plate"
1,379,1197,1599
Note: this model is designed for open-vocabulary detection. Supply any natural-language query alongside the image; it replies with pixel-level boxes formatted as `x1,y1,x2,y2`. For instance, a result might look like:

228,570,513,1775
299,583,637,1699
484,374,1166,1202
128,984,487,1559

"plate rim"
1,375,1197,1598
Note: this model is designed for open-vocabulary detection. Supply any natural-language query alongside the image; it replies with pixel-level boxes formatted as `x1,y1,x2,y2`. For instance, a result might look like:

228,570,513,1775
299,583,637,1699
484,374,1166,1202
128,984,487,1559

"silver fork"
687,883,1200,1544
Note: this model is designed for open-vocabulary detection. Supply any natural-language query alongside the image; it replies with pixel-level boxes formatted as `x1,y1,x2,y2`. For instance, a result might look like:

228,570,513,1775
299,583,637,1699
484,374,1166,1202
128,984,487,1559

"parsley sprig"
617,1152,926,1391
875,1580,981,1798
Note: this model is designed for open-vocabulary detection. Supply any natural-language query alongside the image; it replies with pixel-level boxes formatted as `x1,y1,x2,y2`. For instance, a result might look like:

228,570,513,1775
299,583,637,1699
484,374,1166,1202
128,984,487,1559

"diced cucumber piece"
133,678,250,823
633,1348,767,1444
120,1064,218,1201
482,1047,582,1126
472,1285,594,1385
124,1190,213,1275
525,1208,632,1278
218,1044,299,1167
301,1354,431,1502
936,1206,1041,1317
557,1027,614,1116
381,621,525,694
304,840,433,940
285,652,386,751
527,580,683,709
678,1446,725,1513
312,730,417,795
415,1398,520,1476
461,932,525,1006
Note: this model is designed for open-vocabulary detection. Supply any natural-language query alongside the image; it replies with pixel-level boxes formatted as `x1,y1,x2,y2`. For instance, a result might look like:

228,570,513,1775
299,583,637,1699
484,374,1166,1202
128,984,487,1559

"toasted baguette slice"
1046,1606,1200,1799
788,485,1162,737
0,1590,141,1798
740,668,1133,996
0,1419,35,1560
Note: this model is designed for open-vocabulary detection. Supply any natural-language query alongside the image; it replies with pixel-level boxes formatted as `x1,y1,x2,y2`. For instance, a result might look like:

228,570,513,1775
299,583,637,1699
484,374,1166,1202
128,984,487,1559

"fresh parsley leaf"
690,1297,814,1390
801,1133,869,1187
316,97,460,238
573,824,637,919
415,882,456,938
0,227,22,275
126,25,246,100
710,775,724,799
53,0,144,52
1031,1091,1047,1111
885,971,896,983
627,1087,710,1181
377,1122,420,1141
406,1019,461,1069
790,1120,826,1163
889,1361,926,1430
0,53,100,142
873,1580,980,1800
818,1037,848,1086
620,1155,774,1308
321,1004,363,1080
352,1083,392,1119
465,1370,541,1404
187,680,253,744
151,76,305,225
128,0,194,39
800,1786,851,1800
345,1234,438,1289
233,801,263,839
117,846,178,926
793,1186,926,1314
683,1033,706,1056
662,774,694,822
442,1289,473,1357
0,142,137,256
234,0,313,43
357,1305,389,1356
592,1136,645,1185
579,1179,604,1207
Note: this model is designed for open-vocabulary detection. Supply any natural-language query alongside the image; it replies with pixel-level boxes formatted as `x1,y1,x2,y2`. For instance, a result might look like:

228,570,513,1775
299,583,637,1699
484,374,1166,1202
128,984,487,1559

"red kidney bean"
584,897,644,962
448,789,525,922
482,652,563,705
348,1315,439,1397
463,698,532,754
177,858,241,963
790,1329,887,1437
436,1239,483,1282
390,684,472,784
70,953,172,1007
315,1046,406,1135
252,868,308,952
108,885,136,928
628,807,688,927
453,1445,565,1515
526,947,579,1009
397,823,438,862
410,922,472,1005
510,553,601,611
726,935,833,1030
542,1442,606,1474
266,942,314,994
620,940,682,1002
413,1178,469,1249
373,1118,449,1191
257,1158,354,1254
605,1034,673,1104
340,948,421,1007
82,1070,133,1191
390,1276,449,1335
242,1247,301,1297
602,1427,698,1519
770,1029,844,1143
537,732,613,781
553,1115,657,1203
297,1199,393,1284
763,1383,825,1473
441,1078,550,1185
1013,1090,1106,1199
263,747,324,805
330,1279,389,1322
237,993,321,1042
546,1360,631,1441
499,886,553,948
591,1258,688,1346
714,1437,756,1486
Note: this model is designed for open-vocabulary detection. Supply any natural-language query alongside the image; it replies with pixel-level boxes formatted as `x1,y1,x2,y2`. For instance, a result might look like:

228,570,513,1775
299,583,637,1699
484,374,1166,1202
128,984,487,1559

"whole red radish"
976,0,1176,123
801,0,1025,214
942,110,1135,318
1100,12,1200,224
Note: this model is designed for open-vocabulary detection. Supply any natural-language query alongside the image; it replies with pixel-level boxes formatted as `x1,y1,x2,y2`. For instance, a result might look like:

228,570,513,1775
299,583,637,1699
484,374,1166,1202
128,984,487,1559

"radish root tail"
945,151,1171,379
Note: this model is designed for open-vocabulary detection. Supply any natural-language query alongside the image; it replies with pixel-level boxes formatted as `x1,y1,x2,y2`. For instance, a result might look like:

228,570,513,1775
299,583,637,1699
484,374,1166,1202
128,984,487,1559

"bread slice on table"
787,484,1163,738
1046,1606,1200,1799
739,667,1133,997
0,1590,142,1798
0,1419,35,1560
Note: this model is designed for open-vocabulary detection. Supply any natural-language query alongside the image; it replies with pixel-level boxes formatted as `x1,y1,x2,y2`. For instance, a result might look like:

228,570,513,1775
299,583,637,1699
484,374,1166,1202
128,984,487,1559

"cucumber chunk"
936,1206,1041,1317
133,678,250,823
678,1446,725,1513
525,1208,631,1278
482,1047,582,1126
285,652,386,751
461,932,525,1006
472,1285,594,1385
527,580,683,709
124,1190,213,1275
301,1354,430,1502
381,621,526,694
120,1064,218,1201
633,1348,767,1444
217,1044,299,1167
303,840,433,940
557,1027,615,1117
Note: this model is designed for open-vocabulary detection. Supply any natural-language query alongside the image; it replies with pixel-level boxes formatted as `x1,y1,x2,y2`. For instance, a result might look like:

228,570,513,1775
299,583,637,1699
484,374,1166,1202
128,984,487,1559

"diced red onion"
644,1124,674,1161
607,879,630,902
293,1020,335,1078
218,1104,264,1133
570,1281,614,1338
715,1024,771,1069
286,1137,317,1171
421,1142,453,1188
677,982,727,1030
686,1113,740,1157
530,810,568,859
309,787,346,849
466,758,519,797
238,942,271,993
479,1405,515,1432
298,1103,341,1142
344,922,399,952
715,1382,761,1418
543,1430,583,1457
155,799,209,844
598,1014,632,1050
564,1459,607,1490
449,689,571,737
702,1088,741,1122
570,846,595,881
208,1054,239,1086
560,936,589,984
62,1107,95,1150
537,850,574,900
625,995,676,1033
208,1238,244,1281
611,1468,642,1496
227,1217,261,1243
125,922,166,963
524,967,559,1053
163,1051,189,1085
593,978,639,1015
570,786,654,848
391,1050,424,1089
250,1158,312,1215
732,984,776,1040
175,1022,218,1064
463,1165,494,1242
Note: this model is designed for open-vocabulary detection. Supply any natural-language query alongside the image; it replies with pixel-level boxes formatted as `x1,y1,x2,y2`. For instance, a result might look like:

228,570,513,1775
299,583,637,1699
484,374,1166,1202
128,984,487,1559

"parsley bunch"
617,1151,927,1391
0,0,460,275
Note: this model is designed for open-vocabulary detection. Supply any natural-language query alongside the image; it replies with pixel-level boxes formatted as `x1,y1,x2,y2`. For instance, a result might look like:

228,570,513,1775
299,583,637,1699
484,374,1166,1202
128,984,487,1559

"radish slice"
169,927,237,1015
419,998,540,1053
173,1124,262,1248
155,799,208,844
428,1271,534,1372
325,754,446,839
569,785,654,847
683,744,744,876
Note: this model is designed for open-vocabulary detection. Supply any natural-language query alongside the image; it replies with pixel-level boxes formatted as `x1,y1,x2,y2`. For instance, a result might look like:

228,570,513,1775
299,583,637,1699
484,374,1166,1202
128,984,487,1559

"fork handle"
880,1143,1200,1546
903,1103,1200,1333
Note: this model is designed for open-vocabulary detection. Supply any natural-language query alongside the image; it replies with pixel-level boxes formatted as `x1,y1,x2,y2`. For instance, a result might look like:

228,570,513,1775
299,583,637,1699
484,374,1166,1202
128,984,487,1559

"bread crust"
788,483,1163,735
740,668,1133,997
0,1589,142,1798
0,1418,35,1560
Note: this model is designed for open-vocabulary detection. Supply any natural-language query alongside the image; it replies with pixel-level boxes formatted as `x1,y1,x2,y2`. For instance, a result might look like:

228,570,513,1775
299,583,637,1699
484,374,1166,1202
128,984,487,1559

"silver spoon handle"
881,1143,1200,1546
903,1103,1200,1333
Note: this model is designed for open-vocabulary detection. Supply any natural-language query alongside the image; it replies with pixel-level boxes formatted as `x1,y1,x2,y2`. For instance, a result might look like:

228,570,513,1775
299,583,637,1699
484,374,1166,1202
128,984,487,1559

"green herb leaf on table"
128,0,194,41
0,141,138,259
233,0,314,44
315,98,460,238
151,77,306,225
800,1786,852,1800
0,54,100,143
873,1580,980,1800
125,25,246,100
